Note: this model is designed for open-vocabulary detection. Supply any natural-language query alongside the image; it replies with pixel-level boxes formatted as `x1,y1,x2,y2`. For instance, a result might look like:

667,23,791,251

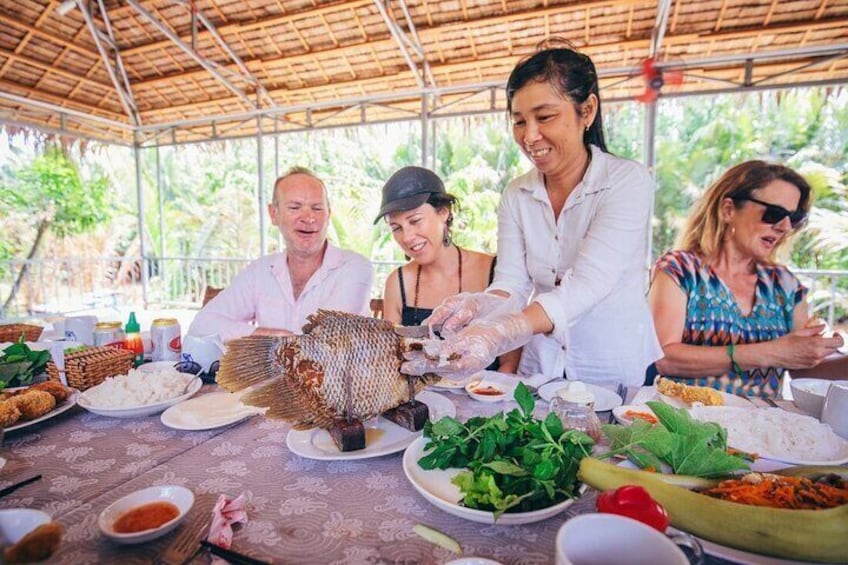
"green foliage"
4,147,108,237
601,401,749,478
0,336,52,389
418,383,593,518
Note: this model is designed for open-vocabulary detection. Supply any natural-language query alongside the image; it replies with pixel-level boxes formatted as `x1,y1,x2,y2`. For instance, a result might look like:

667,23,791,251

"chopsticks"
0,474,42,498
200,540,271,565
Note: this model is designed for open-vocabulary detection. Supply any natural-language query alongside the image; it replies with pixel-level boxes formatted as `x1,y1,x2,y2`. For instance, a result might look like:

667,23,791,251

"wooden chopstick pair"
0,474,42,498
200,540,271,565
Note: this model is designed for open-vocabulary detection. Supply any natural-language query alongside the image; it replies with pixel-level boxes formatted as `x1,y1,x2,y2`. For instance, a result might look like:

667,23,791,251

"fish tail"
216,335,287,392
242,380,336,427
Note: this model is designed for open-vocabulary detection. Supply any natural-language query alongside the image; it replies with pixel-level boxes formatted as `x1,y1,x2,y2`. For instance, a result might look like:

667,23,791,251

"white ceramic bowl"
0,509,51,546
136,361,180,374
790,378,848,419
464,371,519,403
98,485,193,544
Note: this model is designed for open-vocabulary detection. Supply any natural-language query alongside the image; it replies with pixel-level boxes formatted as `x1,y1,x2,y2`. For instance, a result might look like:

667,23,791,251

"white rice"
82,368,192,408
690,406,848,462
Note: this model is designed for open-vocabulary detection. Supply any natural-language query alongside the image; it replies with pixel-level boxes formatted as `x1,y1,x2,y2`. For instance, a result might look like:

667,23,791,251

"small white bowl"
0,509,51,546
790,378,848,419
465,379,507,402
99,485,193,544
464,371,519,403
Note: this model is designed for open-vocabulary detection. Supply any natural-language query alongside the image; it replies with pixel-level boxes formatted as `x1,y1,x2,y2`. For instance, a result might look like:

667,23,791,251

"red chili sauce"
113,501,180,533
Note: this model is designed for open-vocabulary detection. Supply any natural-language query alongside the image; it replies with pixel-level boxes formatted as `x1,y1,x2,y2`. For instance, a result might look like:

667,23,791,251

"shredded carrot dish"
703,473,848,510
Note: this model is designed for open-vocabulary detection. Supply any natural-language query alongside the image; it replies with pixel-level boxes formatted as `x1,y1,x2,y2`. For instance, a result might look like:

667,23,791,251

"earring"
442,224,452,247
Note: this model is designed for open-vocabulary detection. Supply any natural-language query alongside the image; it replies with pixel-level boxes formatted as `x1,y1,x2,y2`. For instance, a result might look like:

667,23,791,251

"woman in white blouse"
402,42,662,387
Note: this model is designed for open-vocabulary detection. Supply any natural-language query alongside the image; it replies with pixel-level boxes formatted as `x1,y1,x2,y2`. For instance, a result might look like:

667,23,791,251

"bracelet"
727,342,743,377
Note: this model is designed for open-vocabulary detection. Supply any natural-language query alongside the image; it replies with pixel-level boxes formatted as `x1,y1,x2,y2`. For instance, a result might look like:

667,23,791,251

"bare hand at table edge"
251,327,294,337
770,324,844,369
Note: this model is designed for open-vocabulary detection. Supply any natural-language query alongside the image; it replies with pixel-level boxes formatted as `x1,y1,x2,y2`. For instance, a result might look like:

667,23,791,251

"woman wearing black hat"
375,166,520,373
402,41,662,387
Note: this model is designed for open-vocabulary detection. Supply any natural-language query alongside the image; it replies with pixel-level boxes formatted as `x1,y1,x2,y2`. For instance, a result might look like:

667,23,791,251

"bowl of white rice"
78,367,202,418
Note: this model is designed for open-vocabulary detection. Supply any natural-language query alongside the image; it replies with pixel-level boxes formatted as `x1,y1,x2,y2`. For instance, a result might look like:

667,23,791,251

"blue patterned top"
654,250,807,398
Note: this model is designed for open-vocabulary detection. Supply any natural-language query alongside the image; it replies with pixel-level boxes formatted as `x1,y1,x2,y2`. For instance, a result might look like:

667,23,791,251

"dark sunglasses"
733,195,807,228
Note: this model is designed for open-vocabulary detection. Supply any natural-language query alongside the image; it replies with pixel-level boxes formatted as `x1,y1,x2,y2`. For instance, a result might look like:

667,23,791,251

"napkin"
207,493,248,549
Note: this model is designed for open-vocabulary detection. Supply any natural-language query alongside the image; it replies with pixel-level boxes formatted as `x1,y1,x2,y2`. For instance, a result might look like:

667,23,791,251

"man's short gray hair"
272,166,329,206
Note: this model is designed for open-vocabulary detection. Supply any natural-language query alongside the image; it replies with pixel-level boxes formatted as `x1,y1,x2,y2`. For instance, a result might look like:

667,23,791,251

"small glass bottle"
124,311,144,368
549,382,602,442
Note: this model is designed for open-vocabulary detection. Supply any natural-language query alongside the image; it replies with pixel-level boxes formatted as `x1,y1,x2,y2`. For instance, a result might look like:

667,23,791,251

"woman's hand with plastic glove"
424,291,511,335
402,311,533,379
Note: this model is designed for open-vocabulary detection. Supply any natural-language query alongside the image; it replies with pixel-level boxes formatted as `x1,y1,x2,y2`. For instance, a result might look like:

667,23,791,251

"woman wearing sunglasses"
649,160,846,398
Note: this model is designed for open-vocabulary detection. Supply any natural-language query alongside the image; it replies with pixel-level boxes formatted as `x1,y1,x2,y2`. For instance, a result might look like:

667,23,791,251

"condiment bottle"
124,311,144,368
549,381,602,441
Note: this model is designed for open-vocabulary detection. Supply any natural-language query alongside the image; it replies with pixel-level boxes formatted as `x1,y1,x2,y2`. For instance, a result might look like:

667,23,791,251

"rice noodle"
689,406,848,462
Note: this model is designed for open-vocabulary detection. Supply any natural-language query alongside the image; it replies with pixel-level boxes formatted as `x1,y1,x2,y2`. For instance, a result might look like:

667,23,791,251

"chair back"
202,286,223,306
369,298,384,319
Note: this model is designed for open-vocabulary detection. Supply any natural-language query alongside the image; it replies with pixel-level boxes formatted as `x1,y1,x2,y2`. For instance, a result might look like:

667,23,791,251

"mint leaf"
514,382,534,417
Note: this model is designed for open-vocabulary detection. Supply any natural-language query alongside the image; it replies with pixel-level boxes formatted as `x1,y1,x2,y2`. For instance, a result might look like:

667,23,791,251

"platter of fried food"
0,381,78,433
653,377,752,408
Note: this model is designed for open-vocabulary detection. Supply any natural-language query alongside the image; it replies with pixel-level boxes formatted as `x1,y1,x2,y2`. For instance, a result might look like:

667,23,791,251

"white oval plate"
0,508,51,545
667,527,825,565
78,377,202,418
403,436,579,525
429,376,474,391
99,485,193,544
658,390,753,409
161,391,264,431
537,381,623,412
689,405,848,466
286,391,455,461
4,388,80,433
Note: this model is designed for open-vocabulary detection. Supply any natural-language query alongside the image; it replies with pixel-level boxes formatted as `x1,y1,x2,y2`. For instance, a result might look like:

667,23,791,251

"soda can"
151,318,181,362
93,321,125,348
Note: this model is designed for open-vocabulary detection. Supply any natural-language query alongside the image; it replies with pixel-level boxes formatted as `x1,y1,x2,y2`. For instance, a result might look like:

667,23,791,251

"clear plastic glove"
402,312,533,379
424,291,511,335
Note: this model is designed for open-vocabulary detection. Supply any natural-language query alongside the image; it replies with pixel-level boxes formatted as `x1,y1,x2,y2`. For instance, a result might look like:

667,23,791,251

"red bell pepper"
596,485,670,532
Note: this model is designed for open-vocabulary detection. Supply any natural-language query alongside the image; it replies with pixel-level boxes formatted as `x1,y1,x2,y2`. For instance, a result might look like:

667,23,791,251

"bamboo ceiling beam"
0,46,113,89
132,7,844,93
137,40,846,121
134,0,649,89
0,12,99,58
121,0,373,57
0,78,128,123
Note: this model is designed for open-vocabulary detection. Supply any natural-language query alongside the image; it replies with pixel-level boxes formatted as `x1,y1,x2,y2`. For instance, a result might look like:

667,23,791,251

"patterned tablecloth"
0,384,750,564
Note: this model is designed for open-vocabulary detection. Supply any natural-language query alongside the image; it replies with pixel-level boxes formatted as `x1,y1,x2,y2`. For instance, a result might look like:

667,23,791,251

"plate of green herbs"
402,383,593,524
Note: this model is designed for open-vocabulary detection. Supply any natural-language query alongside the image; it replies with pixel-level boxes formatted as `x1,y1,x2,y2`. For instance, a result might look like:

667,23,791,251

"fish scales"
216,310,438,430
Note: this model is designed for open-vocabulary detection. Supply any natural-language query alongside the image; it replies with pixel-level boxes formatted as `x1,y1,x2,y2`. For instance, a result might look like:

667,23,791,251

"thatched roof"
1,0,846,146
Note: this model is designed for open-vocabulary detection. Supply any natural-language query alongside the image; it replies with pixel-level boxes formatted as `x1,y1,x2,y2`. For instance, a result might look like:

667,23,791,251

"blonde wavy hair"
676,160,813,263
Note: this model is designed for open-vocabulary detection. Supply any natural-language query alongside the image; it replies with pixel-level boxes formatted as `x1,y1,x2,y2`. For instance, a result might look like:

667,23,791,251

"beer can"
151,318,181,362
93,321,125,347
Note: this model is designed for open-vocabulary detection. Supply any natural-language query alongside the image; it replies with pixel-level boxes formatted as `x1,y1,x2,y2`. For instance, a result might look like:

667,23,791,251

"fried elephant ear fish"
216,310,441,433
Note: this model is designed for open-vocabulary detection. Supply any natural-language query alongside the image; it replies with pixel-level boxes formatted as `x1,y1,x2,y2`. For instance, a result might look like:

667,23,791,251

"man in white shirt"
188,167,374,342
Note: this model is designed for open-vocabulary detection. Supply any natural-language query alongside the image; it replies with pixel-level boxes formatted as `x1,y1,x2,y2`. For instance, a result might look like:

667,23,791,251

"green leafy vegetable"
601,400,749,478
0,336,52,390
418,382,594,519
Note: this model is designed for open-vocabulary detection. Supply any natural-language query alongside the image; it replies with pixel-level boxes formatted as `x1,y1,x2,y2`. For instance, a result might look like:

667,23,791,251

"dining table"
0,380,810,564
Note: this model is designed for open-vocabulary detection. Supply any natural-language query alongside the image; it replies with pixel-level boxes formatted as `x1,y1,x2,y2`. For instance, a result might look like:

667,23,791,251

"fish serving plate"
285,391,455,461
